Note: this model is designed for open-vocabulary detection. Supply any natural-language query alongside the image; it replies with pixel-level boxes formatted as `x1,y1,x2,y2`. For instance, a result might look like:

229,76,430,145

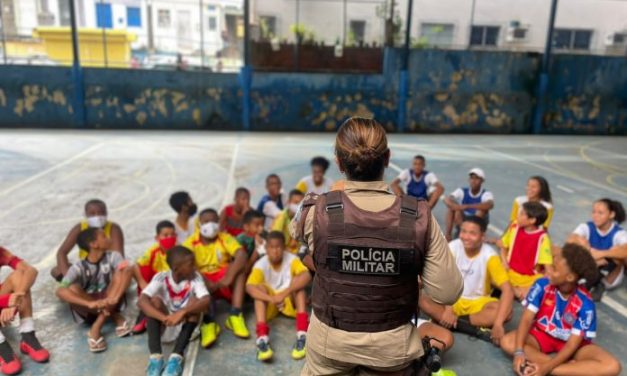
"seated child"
272,189,305,254
236,210,266,275
568,198,626,301
219,187,253,237
499,201,552,300
132,220,178,334
390,155,445,209
257,174,284,231
245,231,311,362
0,246,49,375
56,228,133,353
138,246,210,376
500,243,622,376
295,156,334,195
182,209,249,347
51,199,124,281
444,168,494,240
169,192,198,243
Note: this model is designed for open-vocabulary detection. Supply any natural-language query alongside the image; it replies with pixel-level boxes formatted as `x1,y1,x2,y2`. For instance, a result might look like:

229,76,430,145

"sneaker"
0,342,21,376
225,313,250,338
291,334,306,360
256,337,273,362
162,354,184,376
474,327,493,343
145,354,164,376
20,332,50,363
133,312,147,335
200,322,221,348
432,369,457,376
590,284,605,302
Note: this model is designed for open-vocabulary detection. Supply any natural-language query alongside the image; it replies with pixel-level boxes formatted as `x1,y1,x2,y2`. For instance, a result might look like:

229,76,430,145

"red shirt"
223,205,244,237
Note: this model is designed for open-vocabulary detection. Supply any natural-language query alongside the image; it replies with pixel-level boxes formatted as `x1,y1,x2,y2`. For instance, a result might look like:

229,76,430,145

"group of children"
0,153,624,376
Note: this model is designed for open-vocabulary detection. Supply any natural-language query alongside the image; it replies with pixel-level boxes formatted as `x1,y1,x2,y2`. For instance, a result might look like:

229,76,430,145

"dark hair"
414,155,426,163
84,199,106,212
530,176,552,203
242,210,264,225
166,246,195,269
311,156,330,172
522,201,548,227
335,117,389,181
156,220,175,235
266,174,281,184
77,227,99,251
199,208,218,218
289,189,305,200
596,198,626,224
561,243,600,286
462,215,487,233
169,191,191,213
267,230,286,244
235,187,250,197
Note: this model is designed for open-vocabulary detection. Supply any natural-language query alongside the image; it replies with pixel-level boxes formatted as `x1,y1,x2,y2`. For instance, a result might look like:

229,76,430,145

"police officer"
291,117,463,375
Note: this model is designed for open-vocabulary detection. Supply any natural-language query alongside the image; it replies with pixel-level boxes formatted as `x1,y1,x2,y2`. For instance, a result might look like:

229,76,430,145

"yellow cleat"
291,335,306,360
432,369,457,376
225,313,250,338
200,322,220,348
256,338,273,362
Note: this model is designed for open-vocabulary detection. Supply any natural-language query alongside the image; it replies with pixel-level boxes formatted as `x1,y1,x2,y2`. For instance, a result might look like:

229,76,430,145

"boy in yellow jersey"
51,199,124,281
246,231,311,362
183,208,249,347
272,189,305,254
499,202,552,300
131,220,178,334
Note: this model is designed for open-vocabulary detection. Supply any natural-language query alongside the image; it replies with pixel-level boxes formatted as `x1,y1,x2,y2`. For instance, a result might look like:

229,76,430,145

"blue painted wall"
0,49,625,134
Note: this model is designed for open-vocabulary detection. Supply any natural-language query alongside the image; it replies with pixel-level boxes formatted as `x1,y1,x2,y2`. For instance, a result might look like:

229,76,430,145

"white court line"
557,185,575,194
601,296,627,318
0,142,105,197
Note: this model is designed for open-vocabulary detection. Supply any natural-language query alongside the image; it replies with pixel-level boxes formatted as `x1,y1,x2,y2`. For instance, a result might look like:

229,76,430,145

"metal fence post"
396,0,413,132
99,0,108,67
69,0,87,127
199,0,204,69
532,0,558,134
240,0,252,131
0,3,7,64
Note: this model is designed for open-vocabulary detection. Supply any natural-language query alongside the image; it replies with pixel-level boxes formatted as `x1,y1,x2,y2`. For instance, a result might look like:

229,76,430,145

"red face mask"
159,236,177,251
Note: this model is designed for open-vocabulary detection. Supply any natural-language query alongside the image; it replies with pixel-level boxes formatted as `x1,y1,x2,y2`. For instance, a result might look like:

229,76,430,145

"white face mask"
289,203,300,214
200,221,219,239
87,215,107,228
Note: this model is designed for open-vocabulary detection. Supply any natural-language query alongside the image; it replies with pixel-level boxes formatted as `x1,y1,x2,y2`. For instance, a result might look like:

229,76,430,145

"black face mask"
187,203,198,217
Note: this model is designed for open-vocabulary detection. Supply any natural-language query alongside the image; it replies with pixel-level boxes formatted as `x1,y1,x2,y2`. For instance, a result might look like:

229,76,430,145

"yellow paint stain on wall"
193,108,201,126
171,92,186,106
52,90,67,106
136,111,147,126
0,89,6,107
124,104,136,113
175,101,190,113
14,99,25,117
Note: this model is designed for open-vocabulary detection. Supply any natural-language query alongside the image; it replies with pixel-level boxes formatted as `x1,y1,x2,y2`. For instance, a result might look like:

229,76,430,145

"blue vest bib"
407,170,429,199
257,194,283,213
587,221,622,251
462,187,484,216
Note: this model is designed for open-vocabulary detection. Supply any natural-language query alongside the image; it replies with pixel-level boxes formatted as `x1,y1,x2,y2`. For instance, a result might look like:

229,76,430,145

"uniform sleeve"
192,273,210,299
182,237,195,250
290,258,309,276
544,207,554,228
487,255,510,288
509,200,519,224
425,172,439,186
613,230,627,246
481,191,494,203
223,234,242,257
450,188,464,202
501,223,515,249
397,169,411,185
60,265,82,288
537,234,553,265
572,300,596,339
522,278,546,313
137,248,153,266
295,180,307,194
141,276,162,298
421,215,463,305
263,201,283,219
246,268,265,286
572,223,589,239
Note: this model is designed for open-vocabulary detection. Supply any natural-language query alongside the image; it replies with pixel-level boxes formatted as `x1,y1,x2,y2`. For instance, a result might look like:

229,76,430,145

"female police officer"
291,117,463,375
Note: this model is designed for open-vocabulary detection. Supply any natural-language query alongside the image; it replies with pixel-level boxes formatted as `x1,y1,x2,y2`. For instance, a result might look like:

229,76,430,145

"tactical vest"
309,190,430,332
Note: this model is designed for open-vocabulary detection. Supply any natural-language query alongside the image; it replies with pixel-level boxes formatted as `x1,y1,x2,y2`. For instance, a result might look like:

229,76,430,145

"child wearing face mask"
272,189,305,254
182,209,249,348
50,199,124,282
131,220,178,335
169,192,198,244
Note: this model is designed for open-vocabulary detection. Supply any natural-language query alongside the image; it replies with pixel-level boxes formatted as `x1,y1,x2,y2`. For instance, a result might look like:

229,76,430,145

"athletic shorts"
508,269,544,288
202,266,232,302
452,296,498,316
529,327,590,354
265,293,296,321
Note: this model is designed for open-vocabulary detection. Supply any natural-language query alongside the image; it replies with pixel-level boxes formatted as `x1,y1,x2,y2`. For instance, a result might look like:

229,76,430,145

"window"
158,9,171,28
127,7,141,27
58,0,71,26
470,26,499,46
96,3,113,29
420,23,454,47
554,29,592,50
260,16,277,39
208,16,217,31
349,20,366,45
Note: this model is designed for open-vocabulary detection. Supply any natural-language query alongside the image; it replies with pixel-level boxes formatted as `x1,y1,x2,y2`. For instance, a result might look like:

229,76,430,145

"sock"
229,307,242,316
256,322,269,338
0,341,13,361
20,332,43,351
19,317,35,334
147,317,163,355
296,312,309,334
172,322,197,356
455,316,481,336
0,331,6,345
202,312,215,324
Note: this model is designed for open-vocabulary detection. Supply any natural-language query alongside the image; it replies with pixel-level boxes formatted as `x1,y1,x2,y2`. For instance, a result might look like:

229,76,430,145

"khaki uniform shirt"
290,180,463,368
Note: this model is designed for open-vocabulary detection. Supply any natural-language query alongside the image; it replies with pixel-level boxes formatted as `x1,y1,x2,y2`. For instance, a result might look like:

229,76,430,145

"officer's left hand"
440,306,457,329
490,324,505,346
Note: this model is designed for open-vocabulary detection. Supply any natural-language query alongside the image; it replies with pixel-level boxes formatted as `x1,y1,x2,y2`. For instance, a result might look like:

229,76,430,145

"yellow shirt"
246,251,308,292
183,232,241,274
79,221,113,259
509,196,554,229
271,209,299,254
136,244,169,275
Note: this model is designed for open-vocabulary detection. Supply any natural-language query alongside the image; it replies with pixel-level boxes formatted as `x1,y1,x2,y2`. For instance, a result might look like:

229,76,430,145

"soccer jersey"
450,187,494,216
524,277,596,342
79,220,113,259
246,252,308,292
61,251,126,294
142,271,209,313
271,209,299,254
183,232,242,274
397,169,438,200
222,204,245,237
510,196,554,229
136,244,169,286
573,221,627,250
236,232,256,258
257,194,284,231
502,222,552,276
449,239,509,300
296,175,334,195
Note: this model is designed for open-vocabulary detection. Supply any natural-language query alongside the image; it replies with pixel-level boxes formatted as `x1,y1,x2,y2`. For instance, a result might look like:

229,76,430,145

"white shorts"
603,265,625,290
412,318,429,328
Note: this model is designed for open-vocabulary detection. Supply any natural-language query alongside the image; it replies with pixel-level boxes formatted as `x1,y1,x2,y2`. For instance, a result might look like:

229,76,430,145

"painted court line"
602,296,627,318
557,185,575,194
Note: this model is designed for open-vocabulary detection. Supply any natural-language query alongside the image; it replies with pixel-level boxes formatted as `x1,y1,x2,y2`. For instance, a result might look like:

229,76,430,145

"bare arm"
515,308,535,352
246,284,274,303
219,209,228,232
282,271,311,295
427,182,444,208
302,254,315,272
220,249,247,286
56,286,95,309
390,178,404,196
180,295,210,316
14,261,38,294
110,223,125,256
494,281,514,328
463,200,494,212
418,293,447,322
56,224,81,276
443,196,460,210
132,264,148,291
137,294,168,322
